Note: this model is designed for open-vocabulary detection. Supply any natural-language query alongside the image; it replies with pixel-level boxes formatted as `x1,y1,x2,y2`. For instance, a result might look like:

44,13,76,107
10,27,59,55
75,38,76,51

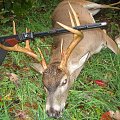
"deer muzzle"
46,106,63,118
45,93,67,119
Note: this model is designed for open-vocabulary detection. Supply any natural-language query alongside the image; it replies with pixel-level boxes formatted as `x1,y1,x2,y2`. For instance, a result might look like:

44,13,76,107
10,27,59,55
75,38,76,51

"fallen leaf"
94,80,107,87
22,67,30,71
15,110,32,120
9,106,16,112
3,63,21,70
3,92,12,101
12,64,21,70
24,102,38,110
100,111,112,120
6,73,20,87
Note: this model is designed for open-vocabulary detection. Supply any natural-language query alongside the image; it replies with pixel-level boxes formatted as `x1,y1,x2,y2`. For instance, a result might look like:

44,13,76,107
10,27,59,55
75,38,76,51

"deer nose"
46,107,61,119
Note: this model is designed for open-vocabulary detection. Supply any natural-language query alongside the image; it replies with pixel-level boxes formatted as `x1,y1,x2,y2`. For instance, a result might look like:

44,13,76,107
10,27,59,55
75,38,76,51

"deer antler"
57,2,84,71
0,21,47,69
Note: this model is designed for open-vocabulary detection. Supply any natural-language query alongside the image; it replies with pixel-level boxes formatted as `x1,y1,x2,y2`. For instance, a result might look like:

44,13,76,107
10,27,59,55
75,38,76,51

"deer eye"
61,79,67,86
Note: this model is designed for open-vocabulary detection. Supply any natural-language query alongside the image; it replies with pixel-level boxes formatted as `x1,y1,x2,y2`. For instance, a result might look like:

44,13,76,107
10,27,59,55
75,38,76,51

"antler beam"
57,2,84,71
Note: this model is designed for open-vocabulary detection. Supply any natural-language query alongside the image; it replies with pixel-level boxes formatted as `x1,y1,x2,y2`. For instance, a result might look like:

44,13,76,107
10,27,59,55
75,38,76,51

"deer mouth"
46,103,65,119
46,108,63,119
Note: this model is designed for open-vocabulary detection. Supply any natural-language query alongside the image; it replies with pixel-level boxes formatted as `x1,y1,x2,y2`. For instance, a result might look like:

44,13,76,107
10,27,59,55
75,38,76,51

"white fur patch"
46,103,61,111
61,84,68,93
52,104,61,111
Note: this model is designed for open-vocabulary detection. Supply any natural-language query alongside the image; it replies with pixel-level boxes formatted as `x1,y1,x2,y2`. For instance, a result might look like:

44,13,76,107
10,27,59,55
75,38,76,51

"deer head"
32,53,89,118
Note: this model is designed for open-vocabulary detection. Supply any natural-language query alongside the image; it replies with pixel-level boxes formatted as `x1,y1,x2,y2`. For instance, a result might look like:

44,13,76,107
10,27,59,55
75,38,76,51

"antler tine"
37,47,47,69
57,22,81,35
57,1,82,35
13,21,19,48
13,21,16,35
58,3,83,71
68,1,80,26
68,10,75,27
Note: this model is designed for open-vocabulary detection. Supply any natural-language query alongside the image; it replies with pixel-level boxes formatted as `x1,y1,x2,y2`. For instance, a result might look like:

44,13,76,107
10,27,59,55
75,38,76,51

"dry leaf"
6,73,20,87
15,110,32,120
94,80,107,87
100,111,112,120
3,92,12,101
24,102,38,110
22,67,30,71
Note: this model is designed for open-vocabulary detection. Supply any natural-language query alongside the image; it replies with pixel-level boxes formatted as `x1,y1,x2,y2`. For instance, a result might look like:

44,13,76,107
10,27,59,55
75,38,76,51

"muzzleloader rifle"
0,22,107,65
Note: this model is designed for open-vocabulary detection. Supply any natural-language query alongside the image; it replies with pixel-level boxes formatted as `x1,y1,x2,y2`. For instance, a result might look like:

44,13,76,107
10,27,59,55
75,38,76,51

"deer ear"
31,63,44,74
68,52,90,74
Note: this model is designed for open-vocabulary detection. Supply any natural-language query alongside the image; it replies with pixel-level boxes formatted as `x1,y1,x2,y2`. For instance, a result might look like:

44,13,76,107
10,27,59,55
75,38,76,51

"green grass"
0,2,120,120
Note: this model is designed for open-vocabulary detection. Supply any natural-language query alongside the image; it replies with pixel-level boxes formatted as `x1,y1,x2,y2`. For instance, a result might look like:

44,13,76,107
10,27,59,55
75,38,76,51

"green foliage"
0,0,34,24
0,0,60,25
3,0,34,15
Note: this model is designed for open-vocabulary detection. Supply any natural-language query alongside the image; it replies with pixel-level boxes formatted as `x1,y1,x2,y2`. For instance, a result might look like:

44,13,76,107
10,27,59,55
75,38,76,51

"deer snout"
46,107,61,119
46,104,64,118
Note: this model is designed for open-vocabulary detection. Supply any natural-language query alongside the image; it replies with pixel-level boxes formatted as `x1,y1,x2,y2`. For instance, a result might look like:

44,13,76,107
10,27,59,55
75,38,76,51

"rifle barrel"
33,22,107,37
0,22,107,44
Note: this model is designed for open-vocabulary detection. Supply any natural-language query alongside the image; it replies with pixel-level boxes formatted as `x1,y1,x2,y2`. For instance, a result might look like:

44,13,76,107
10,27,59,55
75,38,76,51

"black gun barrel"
0,22,107,44
33,22,107,37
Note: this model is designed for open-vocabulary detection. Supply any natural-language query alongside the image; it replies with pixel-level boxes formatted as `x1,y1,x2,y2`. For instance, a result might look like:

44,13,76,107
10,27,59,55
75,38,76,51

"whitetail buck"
0,0,120,119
